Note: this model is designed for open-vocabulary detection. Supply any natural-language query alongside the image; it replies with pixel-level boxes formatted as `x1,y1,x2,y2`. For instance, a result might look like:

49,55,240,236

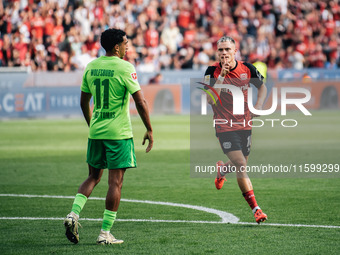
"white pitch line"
118,198,239,223
236,222,340,229
0,194,339,229
0,217,222,224
0,217,339,229
0,193,239,223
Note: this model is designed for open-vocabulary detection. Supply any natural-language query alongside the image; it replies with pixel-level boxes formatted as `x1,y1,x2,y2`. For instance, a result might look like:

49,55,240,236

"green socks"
101,209,117,232
71,193,88,216
70,194,116,232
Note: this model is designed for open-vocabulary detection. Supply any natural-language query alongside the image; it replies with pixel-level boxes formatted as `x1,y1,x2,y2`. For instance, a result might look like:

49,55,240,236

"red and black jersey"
204,60,264,133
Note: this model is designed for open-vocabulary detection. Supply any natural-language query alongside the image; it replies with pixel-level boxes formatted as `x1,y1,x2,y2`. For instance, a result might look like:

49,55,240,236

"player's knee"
89,174,102,184
94,177,102,185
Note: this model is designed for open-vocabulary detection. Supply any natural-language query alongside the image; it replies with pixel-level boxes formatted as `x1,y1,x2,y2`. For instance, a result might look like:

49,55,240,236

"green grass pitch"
0,111,339,254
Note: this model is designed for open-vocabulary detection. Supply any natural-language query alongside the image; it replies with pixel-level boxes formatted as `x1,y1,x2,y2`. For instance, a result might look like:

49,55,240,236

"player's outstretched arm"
132,90,153,153
80,91,93,127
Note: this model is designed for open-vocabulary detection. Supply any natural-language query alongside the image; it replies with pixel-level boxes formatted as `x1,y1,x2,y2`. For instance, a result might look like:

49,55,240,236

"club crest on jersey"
131,72,138,80
240,73,248,80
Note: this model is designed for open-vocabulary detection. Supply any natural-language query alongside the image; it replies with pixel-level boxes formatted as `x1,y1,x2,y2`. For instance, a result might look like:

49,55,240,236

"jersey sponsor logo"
240,73,248,80
131,72,138,81
196,82,223,106
223,142,232,149
204,75,210,83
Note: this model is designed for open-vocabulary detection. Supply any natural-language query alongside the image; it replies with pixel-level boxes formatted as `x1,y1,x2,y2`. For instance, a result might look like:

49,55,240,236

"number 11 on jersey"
94,78,109,109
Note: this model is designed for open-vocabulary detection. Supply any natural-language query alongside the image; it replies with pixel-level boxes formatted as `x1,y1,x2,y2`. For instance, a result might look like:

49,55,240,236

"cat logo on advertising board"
131,72,138,81
1,92,45,113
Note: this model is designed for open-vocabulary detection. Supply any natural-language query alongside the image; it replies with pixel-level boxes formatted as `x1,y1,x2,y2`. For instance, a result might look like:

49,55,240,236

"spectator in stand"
13,33,28,64
158,45,172,70
44,9,55,43
70,44,95,70
325,57,338,69
1,34,12,66
31,10,44,41
62,12,75,34
148,72,163,84
288,46,305,70
183,23,196,46
74,3,92,37
196,41,213,70
161,19,181,55
145,22,159,48
177,0,192,34
0,0,339,72
174,46,195,69
309,44,327,68
266,48,280,69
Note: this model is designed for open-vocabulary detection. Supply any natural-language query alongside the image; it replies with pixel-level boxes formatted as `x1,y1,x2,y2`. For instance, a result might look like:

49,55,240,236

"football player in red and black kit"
204,36,268,223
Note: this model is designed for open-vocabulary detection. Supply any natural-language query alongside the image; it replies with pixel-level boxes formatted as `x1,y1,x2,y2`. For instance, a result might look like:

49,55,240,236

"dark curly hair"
100,28,126,52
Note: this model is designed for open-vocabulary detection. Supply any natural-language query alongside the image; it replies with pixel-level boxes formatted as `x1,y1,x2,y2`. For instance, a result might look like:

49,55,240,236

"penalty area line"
0,217,339,229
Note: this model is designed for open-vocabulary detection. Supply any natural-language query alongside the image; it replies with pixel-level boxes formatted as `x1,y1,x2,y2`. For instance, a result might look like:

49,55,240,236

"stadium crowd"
0,0,339,72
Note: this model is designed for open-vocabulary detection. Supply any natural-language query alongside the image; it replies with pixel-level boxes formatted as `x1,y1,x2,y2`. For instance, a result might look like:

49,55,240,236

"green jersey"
81,56,141,140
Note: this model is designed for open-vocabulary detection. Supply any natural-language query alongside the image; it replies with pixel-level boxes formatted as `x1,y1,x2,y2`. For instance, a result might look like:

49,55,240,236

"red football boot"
254,209,268,224
215,161,226,190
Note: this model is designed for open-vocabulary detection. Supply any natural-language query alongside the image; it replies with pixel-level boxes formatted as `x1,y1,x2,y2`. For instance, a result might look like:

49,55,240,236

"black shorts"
217,130,252,156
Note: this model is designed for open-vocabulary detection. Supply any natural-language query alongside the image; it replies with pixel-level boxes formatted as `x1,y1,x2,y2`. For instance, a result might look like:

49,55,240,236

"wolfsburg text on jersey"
90,69,114,77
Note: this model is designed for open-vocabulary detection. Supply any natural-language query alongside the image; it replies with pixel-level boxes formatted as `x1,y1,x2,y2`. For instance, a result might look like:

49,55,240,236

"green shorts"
86,138,136,170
